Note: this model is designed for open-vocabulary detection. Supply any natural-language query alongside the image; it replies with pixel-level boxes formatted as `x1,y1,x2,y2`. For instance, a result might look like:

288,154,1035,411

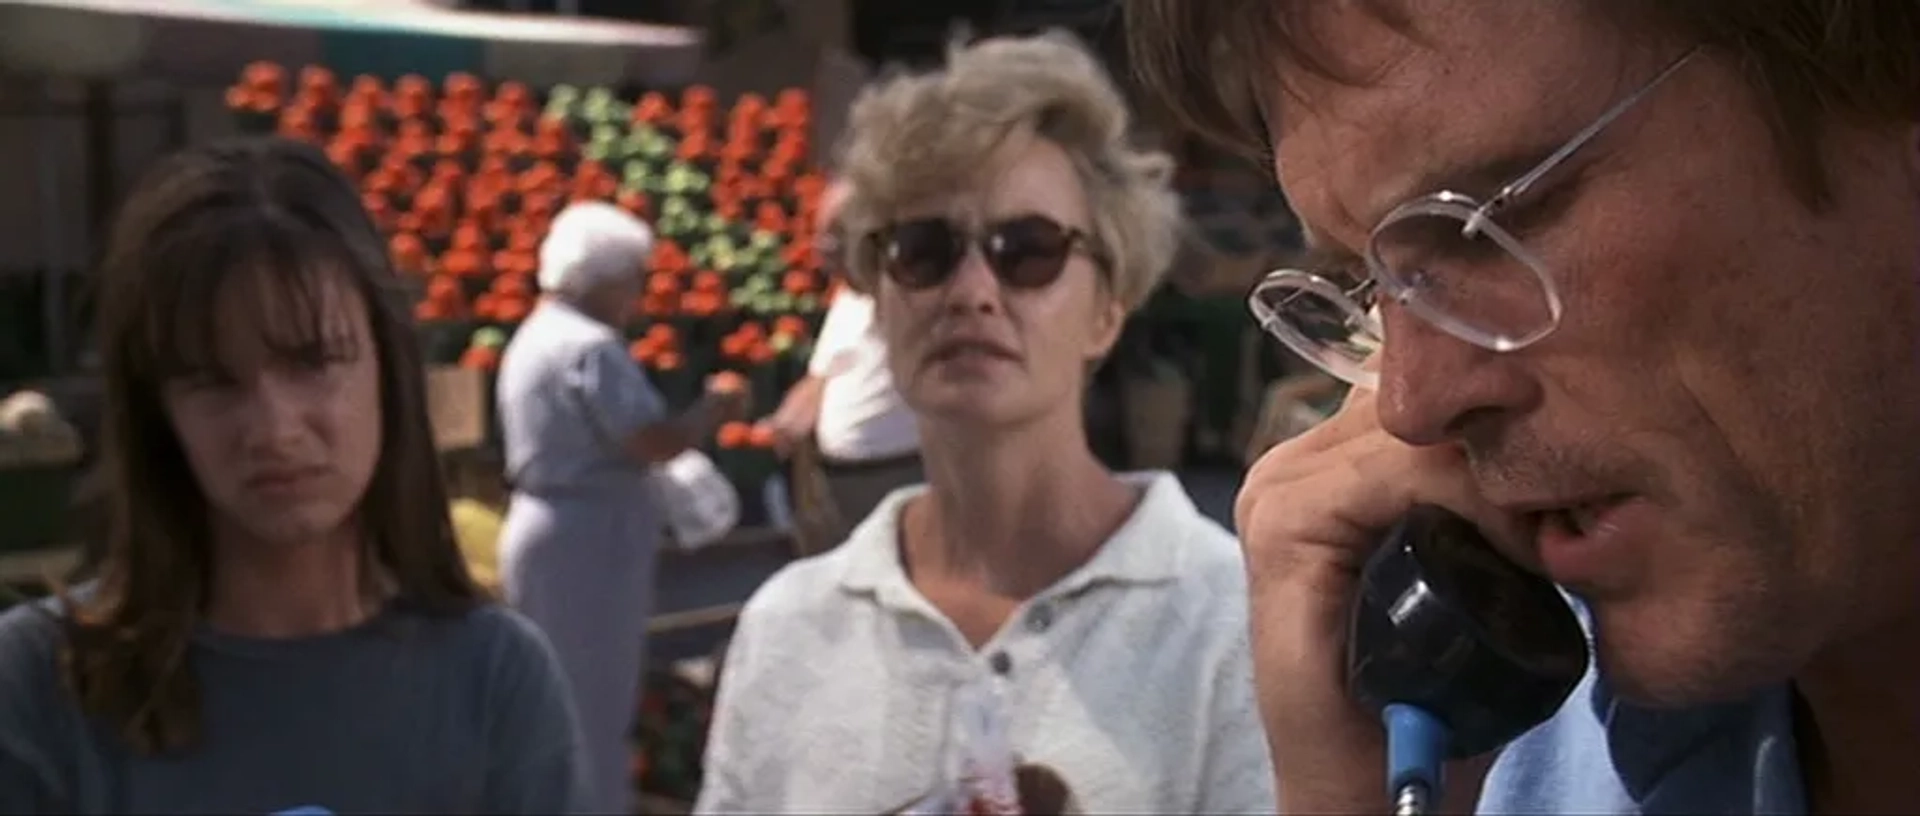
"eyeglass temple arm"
1488,48,1702,208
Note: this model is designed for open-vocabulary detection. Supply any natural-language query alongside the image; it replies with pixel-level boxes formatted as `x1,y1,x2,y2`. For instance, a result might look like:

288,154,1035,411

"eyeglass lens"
1369,210,1556,349
1255,207,1555,384
880,215,1079,290
1252,274,1383,361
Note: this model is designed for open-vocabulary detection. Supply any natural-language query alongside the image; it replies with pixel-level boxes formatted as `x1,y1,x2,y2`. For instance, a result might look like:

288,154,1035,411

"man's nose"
1375,304,1538,446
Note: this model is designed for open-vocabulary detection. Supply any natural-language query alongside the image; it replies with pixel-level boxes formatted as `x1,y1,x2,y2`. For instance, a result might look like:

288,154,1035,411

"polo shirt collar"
834,470,1197,601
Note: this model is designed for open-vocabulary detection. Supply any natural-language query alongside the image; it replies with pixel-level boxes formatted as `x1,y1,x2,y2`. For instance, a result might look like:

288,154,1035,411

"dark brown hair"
63,136,483,754
1123,0,1920,206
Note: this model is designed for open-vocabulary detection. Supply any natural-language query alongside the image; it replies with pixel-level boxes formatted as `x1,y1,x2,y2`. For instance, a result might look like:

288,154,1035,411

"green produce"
637,129,675,162
622,124,674,163
707,238,738,271
543,85,580,120
590,123,622,149
580,87,630,124
655,196,702,239
752,254,786,277
472,327,510,350
658,162,705,197
621,162,662,196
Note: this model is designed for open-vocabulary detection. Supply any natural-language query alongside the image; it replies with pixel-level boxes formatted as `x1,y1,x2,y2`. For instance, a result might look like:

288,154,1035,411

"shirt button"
1026,603,1054,634
989,651,1013,675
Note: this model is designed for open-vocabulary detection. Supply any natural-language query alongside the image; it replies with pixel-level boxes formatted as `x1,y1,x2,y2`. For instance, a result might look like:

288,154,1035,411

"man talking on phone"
1124,1,1920,813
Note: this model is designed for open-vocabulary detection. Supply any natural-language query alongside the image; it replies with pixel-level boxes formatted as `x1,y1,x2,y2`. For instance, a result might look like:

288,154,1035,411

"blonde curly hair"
834,30,1183,312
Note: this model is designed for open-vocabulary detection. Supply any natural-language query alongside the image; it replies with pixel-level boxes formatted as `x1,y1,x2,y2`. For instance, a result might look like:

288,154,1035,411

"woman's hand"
753,414,811,457
704,372,752,421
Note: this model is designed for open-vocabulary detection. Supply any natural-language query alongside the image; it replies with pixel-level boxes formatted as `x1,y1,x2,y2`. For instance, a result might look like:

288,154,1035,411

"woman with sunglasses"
0,137,587,813
694,32,1275,814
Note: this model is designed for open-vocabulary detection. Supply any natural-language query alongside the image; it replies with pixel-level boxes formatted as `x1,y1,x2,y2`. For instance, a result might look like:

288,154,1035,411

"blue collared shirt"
1477,602,1805,814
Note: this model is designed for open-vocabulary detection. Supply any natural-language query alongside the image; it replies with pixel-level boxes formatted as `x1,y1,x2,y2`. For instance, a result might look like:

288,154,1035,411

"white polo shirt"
807,291,920,462
693,472,1277,814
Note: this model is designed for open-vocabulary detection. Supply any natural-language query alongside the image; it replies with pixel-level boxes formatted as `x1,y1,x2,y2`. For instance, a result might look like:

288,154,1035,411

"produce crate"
425,364,489,452
631,661,718,804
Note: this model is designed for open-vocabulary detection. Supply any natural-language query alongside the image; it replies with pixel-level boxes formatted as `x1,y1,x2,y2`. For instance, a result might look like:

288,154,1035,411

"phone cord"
1383,703,1449,816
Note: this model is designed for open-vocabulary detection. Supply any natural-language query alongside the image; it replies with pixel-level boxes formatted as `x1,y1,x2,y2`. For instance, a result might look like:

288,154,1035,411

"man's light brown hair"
1124,0,1920,208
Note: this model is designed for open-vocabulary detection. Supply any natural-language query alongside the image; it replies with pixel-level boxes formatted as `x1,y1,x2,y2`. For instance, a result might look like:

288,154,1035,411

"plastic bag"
883,675,1021,815
947,676,1022,815
883,674,1095,815
651,448,740,550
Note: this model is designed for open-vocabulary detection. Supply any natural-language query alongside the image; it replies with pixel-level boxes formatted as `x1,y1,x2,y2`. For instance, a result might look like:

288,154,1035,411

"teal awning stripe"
321,29,485,80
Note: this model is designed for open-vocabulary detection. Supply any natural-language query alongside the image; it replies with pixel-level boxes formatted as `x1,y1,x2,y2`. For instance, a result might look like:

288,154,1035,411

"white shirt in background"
693,472,1278,814
807,291,920,462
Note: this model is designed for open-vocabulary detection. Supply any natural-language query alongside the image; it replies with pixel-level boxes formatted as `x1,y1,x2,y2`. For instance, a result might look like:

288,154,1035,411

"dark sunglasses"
866,215,1108,291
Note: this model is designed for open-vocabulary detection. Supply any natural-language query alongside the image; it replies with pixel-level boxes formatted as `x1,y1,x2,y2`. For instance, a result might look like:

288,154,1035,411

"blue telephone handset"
1347,505,1591,814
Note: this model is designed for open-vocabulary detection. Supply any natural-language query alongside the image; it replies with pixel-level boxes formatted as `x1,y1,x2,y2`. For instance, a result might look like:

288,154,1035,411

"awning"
0,0,705,87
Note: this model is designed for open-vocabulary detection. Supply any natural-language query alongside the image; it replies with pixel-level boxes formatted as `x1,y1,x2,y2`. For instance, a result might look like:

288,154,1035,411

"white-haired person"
759,179,923,548
496,201,747,815
694,33,1276,814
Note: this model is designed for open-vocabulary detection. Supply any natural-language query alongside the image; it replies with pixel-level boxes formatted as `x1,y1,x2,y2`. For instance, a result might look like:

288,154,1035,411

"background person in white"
695,32,1274,814
761,181,921,546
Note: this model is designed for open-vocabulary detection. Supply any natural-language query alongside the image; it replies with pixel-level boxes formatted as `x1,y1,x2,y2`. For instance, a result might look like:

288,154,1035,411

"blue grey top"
496,300,667,498
0,596,590,814
1478,606,1805,815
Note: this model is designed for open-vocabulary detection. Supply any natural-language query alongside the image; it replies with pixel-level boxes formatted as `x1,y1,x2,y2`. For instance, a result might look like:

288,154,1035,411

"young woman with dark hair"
0,136,588,814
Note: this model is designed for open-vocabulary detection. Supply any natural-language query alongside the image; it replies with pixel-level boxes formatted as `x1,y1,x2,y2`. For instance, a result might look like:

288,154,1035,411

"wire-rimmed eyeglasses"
1249,49,1699,389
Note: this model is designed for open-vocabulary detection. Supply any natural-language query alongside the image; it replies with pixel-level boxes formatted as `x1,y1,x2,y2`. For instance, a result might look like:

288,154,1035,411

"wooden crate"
425,365,488,453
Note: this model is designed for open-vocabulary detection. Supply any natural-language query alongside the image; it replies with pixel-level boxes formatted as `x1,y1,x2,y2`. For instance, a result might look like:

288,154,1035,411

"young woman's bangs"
131,210,368,384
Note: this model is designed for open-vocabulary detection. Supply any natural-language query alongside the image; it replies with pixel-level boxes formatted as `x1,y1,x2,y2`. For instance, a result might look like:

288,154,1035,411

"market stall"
0,0,711,569
0,0,704,367
224,60,828,480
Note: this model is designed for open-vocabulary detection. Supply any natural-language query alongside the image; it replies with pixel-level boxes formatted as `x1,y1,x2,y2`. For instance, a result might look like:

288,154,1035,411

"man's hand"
1236,380,1517,813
